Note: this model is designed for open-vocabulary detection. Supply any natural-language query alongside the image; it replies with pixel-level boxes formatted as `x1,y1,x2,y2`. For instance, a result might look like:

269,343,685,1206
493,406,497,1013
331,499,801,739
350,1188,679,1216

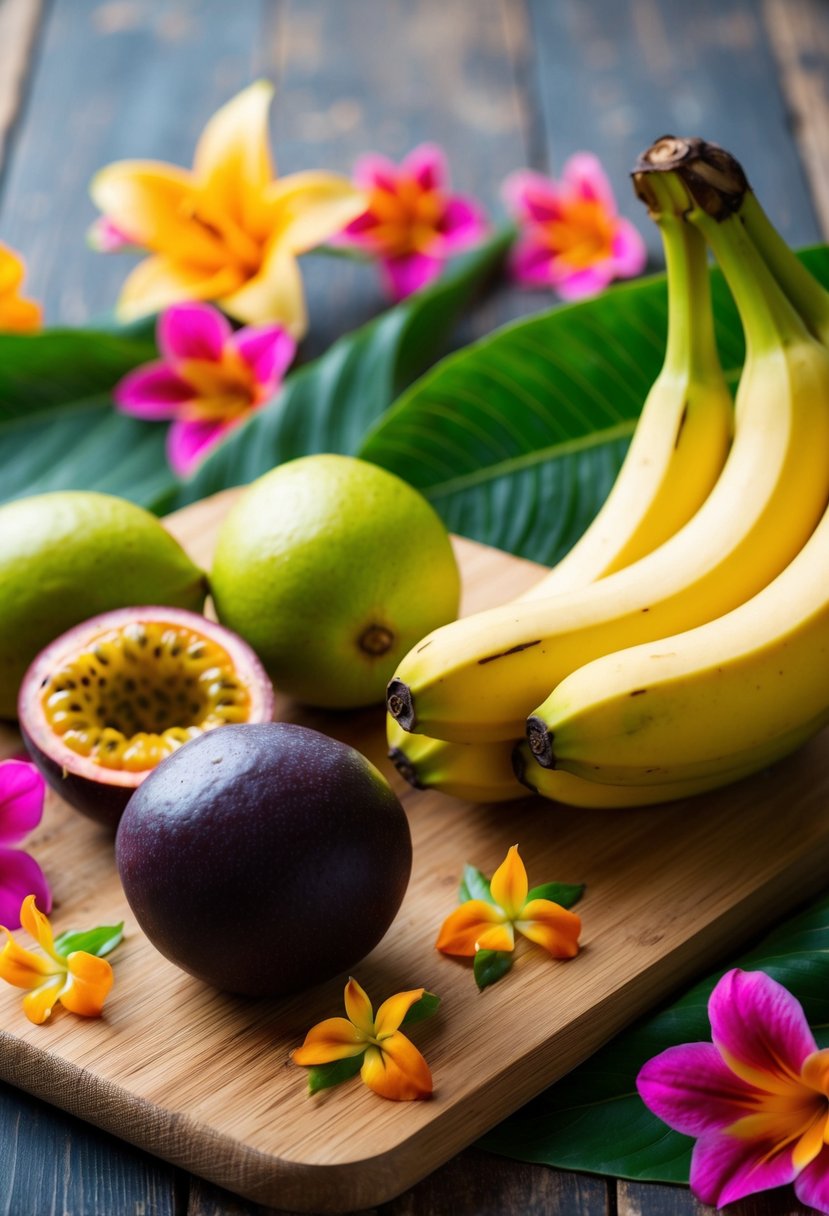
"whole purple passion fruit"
18,607,274,829
115,722,412,997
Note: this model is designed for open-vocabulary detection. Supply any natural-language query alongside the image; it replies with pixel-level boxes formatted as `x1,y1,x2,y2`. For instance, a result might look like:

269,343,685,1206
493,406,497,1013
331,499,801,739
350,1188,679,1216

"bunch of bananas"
386,136,829,809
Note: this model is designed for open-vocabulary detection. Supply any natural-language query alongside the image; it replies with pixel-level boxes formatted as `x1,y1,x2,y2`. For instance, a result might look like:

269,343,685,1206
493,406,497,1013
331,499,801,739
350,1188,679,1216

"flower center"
546,198,615,269
367,179,444,257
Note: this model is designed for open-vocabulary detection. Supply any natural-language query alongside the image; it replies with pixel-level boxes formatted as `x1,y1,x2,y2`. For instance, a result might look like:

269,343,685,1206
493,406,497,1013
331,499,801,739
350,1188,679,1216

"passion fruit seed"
41,620,251,773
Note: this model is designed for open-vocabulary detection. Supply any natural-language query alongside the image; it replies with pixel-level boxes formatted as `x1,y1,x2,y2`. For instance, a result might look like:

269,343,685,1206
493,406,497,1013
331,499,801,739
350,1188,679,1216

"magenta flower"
503,154,646,300
113,301,296,476
0,760,51,930
337,143,487,300
637,969,829,1213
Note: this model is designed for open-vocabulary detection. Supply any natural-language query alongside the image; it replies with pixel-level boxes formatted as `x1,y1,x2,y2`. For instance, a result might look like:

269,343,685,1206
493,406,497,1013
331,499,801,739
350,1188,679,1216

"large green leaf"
0,235,508,513
360,248,829,565
171,232,511,509
0,322,173,507
478,889,829,1181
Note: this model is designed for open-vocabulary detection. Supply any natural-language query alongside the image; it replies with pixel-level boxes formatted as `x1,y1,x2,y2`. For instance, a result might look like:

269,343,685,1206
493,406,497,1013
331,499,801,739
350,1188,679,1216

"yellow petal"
0,293,41,334
374,988,426,1038
489,845,528,920
266,171,369,254
0,927,59,988
20,895,61,963
0,243,25,293
291,1016,368,1066
192,81,275,237
219,240,307,336
360,1034,432,1100
90,161,227,267
22,976,64,1025
802,1048,829,1096
517,898,581,958
115,255,244,322
344,977,374,1036
435,899,508,957
793,1111,829,1170
59,952,114,1017
475,922,515,952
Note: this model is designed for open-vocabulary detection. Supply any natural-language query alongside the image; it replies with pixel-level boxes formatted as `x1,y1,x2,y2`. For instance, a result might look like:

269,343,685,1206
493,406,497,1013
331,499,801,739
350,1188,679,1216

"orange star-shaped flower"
436,844,581,958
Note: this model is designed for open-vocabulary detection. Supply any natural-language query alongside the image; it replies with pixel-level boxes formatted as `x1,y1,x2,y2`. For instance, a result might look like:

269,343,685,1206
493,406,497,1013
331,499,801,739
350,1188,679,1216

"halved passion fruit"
18,606,274,829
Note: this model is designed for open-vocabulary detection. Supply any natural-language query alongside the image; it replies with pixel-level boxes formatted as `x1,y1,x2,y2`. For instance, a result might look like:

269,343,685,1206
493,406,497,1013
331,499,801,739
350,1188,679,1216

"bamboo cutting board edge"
1,491,829,1212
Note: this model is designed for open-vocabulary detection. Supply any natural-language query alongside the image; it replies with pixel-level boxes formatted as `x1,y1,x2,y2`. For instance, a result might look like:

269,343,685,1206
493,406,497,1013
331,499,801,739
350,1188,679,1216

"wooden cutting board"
3,489,829,1213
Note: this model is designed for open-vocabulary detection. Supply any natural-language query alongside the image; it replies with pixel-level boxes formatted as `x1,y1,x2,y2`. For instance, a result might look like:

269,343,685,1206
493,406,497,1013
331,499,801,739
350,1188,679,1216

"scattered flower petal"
0,761,50,929
637,969,829,1213
292,977,437,1101
113,300,296,476
90,81,366,334
503,153,646,299
337,142,487,300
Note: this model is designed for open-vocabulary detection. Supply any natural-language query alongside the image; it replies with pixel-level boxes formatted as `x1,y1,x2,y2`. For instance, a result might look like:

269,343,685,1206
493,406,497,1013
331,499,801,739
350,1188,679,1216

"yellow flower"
292,977,434,1100
0,242,41,333
0,895,114,1024
89,81,367,337
436,844,581,958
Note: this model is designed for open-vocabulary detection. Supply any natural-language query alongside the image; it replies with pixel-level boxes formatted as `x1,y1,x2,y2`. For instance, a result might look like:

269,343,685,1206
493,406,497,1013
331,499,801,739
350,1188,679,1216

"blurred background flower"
0,243,41,333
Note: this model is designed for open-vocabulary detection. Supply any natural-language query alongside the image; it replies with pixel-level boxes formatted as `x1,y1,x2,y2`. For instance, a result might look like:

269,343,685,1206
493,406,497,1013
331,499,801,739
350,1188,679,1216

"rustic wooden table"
1,1,827,1213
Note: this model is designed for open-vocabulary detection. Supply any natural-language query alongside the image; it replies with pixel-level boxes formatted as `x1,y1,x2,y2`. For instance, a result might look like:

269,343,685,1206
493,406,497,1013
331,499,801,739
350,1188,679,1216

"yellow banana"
517,209,732,598
512,741,789,809
387,164,829,745
386,715,525,803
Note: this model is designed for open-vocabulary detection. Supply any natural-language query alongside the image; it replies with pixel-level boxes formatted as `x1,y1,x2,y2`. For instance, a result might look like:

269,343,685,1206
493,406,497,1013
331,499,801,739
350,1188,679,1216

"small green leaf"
459,864,494,905
526,883,585,909
474,949,513,991
53,922,124,959
401,991,441,1026
306,1052,365,1095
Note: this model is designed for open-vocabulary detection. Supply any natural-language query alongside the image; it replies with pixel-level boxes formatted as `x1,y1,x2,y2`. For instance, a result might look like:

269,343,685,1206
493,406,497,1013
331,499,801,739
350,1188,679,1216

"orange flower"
0,895,114,1024
89,81,367,336
436,844,581,959
292,977,435,1101
0,243,41,333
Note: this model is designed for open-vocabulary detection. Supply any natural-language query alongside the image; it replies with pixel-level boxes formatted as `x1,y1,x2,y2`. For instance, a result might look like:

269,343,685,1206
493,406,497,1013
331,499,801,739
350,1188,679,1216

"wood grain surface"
3,492,829,1212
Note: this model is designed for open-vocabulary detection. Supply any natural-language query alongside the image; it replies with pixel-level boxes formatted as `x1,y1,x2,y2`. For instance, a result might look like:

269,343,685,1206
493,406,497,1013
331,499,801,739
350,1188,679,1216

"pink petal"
502,170,563,224
352,153,400,194
158,302,232,366
561,152,618,215
167,417,230,477
610,217,648,278
402,143,448,192
554,263,615,301
0,761,45,844
637,1042,761,1137
795,1146,829,1214
509,236,555,287
381,251,443,300
690,1130,797,1209
437,196,488,253
0,847,51,928
87,216,136,253
230,325,296,391
709,970,817,1082
113,362,194,420
339,209,381,242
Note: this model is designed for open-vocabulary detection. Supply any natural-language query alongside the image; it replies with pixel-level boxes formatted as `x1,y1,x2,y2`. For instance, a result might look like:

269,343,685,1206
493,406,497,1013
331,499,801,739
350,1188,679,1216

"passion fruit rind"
19,606,274,830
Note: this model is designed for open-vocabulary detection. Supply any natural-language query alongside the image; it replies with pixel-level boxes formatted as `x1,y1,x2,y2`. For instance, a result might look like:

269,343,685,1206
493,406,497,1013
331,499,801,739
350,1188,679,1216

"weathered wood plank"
526,0,821,263
0,1080,181,1216
0,0,43,177
0,0,265,325
260,0,537,357
618,1178,806,1215
763,0,829,240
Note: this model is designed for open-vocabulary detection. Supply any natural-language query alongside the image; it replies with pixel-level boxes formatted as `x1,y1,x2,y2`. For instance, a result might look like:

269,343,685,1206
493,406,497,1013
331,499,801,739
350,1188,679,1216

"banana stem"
740,192,829,345
657,208,721,383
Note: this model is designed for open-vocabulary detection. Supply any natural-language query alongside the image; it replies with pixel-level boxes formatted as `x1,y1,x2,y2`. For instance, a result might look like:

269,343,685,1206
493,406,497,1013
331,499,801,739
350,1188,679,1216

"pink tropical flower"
0,760,51,930
503,154,647,300
337,143,487,300
113,301,296,476
637,969,829,1213
87,216,137,254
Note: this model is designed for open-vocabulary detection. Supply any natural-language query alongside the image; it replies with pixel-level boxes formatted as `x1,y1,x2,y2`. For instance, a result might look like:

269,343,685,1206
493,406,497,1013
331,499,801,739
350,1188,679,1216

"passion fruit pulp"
19,607,274,828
